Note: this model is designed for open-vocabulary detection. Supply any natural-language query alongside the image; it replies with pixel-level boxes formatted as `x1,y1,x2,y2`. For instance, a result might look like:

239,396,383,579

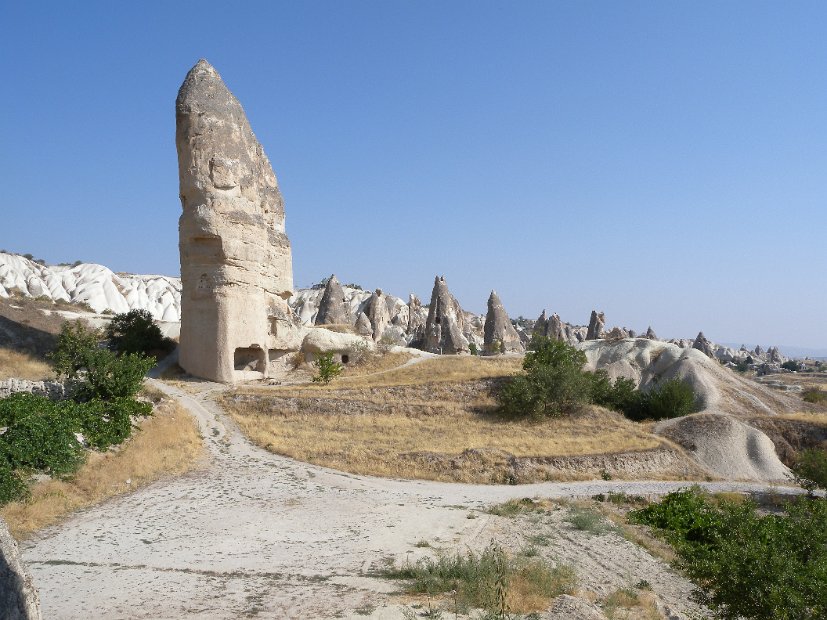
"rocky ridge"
0,252,792,365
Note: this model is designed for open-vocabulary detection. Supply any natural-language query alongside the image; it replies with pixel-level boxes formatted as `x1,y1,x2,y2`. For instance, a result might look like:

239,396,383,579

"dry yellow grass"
338,351,414,379
2,398,204,540
0,348,52,381
222,355,662,483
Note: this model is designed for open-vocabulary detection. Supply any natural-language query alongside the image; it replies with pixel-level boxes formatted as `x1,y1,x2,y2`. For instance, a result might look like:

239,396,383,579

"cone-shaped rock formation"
483,291,523,354
315,275,349,326
424,276,469,354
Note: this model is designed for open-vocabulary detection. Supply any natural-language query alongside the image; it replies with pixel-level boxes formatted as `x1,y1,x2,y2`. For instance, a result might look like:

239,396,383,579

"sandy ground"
22,379,804,619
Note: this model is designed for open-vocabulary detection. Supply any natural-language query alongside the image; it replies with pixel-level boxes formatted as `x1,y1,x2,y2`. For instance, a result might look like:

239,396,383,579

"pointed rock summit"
483,291,523,354
645,326,658,340
176,59,293,383
692,331,715,358
424,276,469,354
315,275,349,326
533,310,548,338
586,310,605,340
547,313,565,341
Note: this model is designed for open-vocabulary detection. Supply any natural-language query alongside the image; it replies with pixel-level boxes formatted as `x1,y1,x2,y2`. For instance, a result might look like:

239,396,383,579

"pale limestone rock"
407,294,425,338
367,289,390,341
354,312,373,337
692,331,715,358
548,312,565,341
176,59,294,383
0,517,41,619
423,276,469,354
586,310,605,340
533,310,548,338
482,291,523,354
315,275,349,326
300,329,374,364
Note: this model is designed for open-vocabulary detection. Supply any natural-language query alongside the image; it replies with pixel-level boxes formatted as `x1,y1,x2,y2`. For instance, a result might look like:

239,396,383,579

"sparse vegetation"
312,352,343,384
631,487,827,620
791,447,827,496
803,387,827,404
381,543,576,614
0,348,51,381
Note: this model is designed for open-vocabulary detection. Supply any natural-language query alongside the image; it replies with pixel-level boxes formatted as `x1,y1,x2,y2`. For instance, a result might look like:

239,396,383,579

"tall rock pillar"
176,59,293,383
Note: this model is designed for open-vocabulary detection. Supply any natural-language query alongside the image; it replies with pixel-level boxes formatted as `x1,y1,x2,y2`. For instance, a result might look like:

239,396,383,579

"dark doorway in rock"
234,347,265,371
341,354,349,364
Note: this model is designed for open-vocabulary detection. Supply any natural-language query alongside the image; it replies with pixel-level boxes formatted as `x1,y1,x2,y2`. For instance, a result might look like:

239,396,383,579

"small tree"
106,309,170,356
48,320,102,379
792,448,827,497
497,337,592,418
312,352,343,384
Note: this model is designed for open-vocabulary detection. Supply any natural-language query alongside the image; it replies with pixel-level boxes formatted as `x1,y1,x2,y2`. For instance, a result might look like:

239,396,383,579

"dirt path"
22,380,803,619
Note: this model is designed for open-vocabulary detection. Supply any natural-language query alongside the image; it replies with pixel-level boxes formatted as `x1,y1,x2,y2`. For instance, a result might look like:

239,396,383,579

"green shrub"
74,350,154,401
791,448,827,496
590,372,638,413
781,360,802,372
0,395,85,476
0,459,29,504
105,309,172,356
48,320,102,380
69,398,151,450
312,352,343,384
631,488,827,620
621,378,697,421
497,337,592,418
802,388,827,404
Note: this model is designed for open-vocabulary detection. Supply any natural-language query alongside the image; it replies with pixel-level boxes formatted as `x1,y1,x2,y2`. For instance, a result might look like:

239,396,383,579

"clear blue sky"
2,2,825,350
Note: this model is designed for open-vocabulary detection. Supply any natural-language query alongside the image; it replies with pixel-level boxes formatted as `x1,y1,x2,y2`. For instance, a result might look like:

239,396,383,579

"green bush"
74,349,154,401
631,488,827,620
802,388,827,404
624,378,698,421
0,459,29,504
312,352,343,384
0,394,85,477
105,309,171,356
791,448,827,496
497,337,592,418
47,320,102,380
590,372,638,413
781,360,802,372
69,398,151,450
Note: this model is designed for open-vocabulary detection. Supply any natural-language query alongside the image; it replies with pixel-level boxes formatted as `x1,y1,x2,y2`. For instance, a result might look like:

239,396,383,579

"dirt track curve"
22,379,803,619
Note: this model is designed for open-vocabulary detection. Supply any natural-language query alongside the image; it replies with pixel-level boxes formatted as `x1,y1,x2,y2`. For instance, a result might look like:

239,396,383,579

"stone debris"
482,290,524,354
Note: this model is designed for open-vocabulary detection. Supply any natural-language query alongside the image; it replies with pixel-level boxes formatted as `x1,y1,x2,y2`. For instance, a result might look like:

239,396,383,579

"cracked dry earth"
22,380,802,619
